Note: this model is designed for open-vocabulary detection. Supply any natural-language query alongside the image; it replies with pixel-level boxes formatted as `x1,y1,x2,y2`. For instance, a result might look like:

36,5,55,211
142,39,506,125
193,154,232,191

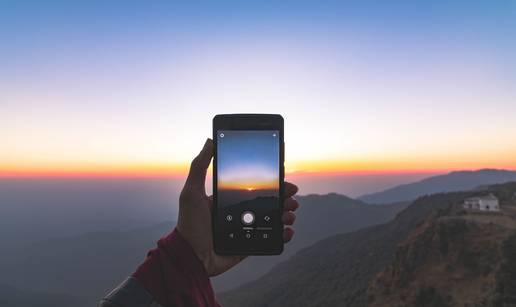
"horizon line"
1,167,513,179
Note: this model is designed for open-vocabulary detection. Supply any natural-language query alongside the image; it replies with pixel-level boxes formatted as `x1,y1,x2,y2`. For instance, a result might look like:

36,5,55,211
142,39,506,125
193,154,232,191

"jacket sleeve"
99,228,221,307
98,277,162,307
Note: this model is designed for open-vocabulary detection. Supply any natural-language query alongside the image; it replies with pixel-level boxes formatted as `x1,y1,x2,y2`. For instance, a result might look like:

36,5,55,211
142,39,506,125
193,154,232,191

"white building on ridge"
463,193,500,212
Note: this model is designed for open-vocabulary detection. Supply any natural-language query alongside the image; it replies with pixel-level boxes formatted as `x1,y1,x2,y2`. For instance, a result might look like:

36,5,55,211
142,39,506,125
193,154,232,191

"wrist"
175,227,214,276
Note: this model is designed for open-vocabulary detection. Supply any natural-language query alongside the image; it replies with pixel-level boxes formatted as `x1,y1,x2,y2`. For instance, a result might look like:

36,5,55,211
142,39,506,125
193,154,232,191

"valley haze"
1,169,516,306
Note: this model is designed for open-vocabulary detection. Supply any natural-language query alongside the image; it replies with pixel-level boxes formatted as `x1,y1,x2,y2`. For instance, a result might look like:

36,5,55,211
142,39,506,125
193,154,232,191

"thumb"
185,138,213,190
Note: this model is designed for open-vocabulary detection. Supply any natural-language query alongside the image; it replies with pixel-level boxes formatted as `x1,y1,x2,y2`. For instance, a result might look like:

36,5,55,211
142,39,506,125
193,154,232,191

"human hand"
177,138,299,277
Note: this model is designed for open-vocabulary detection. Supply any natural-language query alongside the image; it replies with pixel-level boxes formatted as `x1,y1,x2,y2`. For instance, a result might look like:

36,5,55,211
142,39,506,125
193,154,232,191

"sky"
1,0,516,177
217,130,279,190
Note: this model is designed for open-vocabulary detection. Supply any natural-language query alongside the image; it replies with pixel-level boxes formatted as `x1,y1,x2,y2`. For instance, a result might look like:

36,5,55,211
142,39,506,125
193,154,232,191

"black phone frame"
212,113,285,255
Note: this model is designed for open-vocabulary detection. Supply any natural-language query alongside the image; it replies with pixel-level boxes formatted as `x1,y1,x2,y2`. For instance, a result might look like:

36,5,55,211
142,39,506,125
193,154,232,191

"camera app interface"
217,130,280,248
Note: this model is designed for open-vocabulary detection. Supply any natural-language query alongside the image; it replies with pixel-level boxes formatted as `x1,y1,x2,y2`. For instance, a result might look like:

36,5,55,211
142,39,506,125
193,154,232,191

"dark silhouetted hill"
218,189,277,207
358,169,516,204
0,193,408,306
220,182,516,307
369,184,516,307
212,193,408,291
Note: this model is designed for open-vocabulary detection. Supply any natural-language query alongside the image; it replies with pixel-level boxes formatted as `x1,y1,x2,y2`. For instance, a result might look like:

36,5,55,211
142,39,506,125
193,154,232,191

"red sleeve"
132,228,221,307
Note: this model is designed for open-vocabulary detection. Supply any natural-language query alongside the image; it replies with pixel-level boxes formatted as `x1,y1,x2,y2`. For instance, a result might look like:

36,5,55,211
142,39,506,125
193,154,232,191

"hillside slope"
220,193,468,307
0,193,407,306
368,187,516,306
213,193,407,291
221,182,516,307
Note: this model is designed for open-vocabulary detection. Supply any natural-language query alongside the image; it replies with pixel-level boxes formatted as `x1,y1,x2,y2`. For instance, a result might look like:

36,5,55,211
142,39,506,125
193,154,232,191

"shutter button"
241,211,255,225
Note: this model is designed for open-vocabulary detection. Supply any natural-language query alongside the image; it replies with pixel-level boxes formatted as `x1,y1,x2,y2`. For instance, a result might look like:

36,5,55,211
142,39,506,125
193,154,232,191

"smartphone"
213,114,284,255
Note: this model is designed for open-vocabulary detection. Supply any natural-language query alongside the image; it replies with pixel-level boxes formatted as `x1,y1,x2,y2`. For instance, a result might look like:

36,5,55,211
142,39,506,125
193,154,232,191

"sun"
246,187,255,191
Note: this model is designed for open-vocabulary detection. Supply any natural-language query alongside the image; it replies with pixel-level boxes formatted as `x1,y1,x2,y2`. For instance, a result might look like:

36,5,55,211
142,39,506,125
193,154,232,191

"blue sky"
1,0,516,176
217,130,279,189
3,0,515,82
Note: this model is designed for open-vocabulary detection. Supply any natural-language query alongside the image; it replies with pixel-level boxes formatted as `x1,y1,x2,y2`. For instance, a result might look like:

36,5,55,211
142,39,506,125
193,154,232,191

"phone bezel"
212,114,285,255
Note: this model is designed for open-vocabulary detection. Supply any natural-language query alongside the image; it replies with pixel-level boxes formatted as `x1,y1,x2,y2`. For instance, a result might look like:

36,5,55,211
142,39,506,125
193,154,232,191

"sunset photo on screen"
217,130,279,208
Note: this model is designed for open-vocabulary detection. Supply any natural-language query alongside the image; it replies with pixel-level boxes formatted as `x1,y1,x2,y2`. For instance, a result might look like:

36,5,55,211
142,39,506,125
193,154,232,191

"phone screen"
215,129,281,253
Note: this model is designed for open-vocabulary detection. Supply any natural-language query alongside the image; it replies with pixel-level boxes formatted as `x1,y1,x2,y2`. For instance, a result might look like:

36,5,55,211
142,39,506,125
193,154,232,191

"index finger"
185,139,213,190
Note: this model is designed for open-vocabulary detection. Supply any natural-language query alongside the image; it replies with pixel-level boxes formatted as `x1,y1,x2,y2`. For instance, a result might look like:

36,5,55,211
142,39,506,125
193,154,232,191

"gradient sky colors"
217,131,279,190
1,1,516,177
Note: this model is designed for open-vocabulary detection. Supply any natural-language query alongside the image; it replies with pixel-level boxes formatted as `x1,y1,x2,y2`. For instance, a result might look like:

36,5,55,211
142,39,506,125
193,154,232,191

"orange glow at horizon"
0,162,189,178
218,179,277,190
284,155,516,175
1,155,516,178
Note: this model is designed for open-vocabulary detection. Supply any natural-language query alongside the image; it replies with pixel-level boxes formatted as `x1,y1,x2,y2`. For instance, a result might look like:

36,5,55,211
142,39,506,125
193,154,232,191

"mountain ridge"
220,182,516,307
212,193,407,291
358,169,516,204
368,184,516,306
0,193,408,305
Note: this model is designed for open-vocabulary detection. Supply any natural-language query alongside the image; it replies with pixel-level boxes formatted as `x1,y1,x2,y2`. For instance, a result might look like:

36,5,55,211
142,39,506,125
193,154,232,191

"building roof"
465,193,498,202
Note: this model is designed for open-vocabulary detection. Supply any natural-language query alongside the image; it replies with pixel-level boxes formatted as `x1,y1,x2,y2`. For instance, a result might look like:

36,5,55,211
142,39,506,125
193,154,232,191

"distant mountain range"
0,194,407,305
220,182,516,307
358,169,516,204
212,194,408,291
0,221,175,307
3,171,516,306
0,283,83,307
